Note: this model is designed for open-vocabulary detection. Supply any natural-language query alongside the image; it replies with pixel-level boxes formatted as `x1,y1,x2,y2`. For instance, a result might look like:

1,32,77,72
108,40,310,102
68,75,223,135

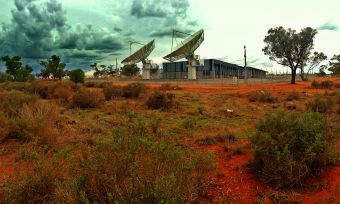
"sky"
0,0,339,73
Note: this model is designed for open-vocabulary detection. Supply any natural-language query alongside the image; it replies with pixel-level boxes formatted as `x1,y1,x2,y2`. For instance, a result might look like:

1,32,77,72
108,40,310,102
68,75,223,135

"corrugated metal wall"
162,59,266,79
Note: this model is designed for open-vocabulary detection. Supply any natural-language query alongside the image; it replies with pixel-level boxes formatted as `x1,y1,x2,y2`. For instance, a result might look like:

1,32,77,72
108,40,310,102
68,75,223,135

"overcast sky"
0,0,339,73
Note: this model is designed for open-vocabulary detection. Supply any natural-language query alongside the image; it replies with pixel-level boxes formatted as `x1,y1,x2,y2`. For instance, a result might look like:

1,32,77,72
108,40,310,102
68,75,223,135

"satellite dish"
163,29,204,79
122,40,155,65
121,40,155,79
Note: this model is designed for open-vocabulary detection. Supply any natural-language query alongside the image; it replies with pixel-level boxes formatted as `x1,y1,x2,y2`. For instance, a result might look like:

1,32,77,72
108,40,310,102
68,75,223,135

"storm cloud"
0,0,126,70
130,0,198,38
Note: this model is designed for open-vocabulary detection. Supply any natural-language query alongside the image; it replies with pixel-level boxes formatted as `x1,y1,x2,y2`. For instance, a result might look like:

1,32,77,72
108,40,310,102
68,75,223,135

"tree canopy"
0,56,34,81
328,54,340,76
39,55,66,80
263,26,317,84
121,64,140,77
301,52,327,80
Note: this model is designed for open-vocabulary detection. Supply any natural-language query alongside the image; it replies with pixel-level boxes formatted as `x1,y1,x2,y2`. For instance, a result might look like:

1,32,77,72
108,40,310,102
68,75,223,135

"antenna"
122,40,155,80
244,45,247,83
164,29,204,80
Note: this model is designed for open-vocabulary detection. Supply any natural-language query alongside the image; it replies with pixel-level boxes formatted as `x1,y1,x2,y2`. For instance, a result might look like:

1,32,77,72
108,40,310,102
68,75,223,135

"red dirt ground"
195,140,340,204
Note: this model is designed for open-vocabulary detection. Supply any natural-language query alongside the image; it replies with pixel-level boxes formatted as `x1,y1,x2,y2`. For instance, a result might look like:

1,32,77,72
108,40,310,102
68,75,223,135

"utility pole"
244,45,247,84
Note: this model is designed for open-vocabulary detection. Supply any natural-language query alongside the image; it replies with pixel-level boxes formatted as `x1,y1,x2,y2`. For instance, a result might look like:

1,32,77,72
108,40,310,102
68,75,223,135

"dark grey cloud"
131,0,167,18
130,0,198,38
0,0,125,70
317,21,339,31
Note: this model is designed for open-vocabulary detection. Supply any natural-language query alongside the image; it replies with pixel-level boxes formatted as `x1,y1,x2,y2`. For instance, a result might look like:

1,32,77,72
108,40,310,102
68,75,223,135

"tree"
39,55,66,80
300,52,327,80
1,56,34,81
91,63,101,78
328,54,340,76
16,65,34,82
121,64,140,77
67,69,85,83
263,27,317,84
0,56,22,80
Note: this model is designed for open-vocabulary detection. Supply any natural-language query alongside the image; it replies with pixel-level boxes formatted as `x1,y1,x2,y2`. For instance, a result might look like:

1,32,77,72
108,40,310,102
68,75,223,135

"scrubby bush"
0,82,29,91
122,83,146,98
26,80,57,99
311,80,320,89
26,81,77,103
249,90,276,103
72,88,104,108
103,85,122,100
306,98,334,113
311,80,334,89
182,116,199,129
68,69,85,83
84,81,96,87
321,80,333,89
286,91,300,101
6,102,59,145
3,119,215,203
146,91,176,110
84,81,109,88
250,111,333,188
0,90,37,117
159,83,180,91
0,72,13,83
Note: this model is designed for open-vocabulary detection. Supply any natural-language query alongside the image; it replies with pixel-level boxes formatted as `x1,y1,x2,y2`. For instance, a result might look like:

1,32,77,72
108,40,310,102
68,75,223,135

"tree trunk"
300,68,306,81
291,68,296,84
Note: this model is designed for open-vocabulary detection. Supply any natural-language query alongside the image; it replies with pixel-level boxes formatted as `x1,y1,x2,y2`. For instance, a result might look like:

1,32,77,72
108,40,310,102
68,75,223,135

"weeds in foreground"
249,110,334,188
306,98,334,113
2,118,215,203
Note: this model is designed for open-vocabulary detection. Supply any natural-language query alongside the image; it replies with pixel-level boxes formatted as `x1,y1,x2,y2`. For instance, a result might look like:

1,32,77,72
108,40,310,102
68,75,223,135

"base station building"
162,59,266,79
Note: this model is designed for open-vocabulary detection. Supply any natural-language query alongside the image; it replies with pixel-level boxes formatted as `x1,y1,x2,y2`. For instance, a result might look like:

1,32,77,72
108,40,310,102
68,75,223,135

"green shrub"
249,90,276,103
0,72,13,83
250,111,333,188
306,98,334,113
0,90,38,117
182,116,199,129
146,91,176,110
122,83,146,98
103,85,123,100
71,88,104,108
68,69,85,83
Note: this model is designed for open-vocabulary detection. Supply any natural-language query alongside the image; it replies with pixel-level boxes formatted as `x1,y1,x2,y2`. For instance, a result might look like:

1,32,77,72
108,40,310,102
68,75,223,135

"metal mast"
244,45,247,83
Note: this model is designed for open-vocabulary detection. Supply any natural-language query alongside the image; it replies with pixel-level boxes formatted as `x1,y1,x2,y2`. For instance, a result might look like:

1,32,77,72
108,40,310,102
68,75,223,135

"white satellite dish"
122,40,155,79
164,29,204,79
